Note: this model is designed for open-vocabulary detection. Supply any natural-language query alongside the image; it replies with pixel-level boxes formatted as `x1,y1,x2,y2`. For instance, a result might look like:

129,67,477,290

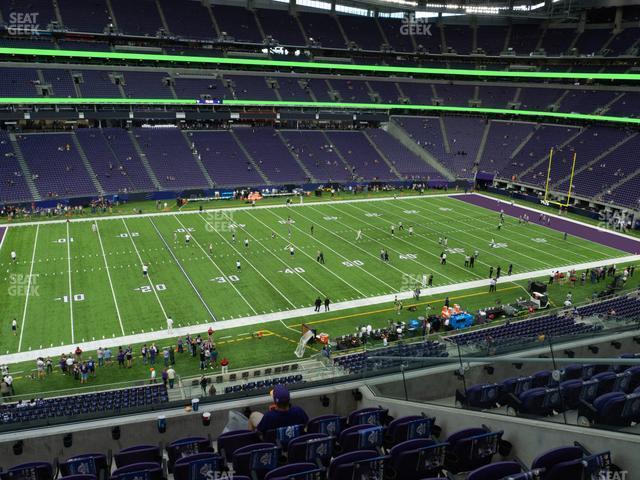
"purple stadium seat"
385,415,434,445
338,424,385,453
111,463,163,480
306,414,342,437
166,437,213,472
531,446,584,480
388,439,447,480
173,453,224,480
232,443,280,480
58,476,96,480
467,461,522,480
264,463,318,480
217,430,261,463
263,424,305,448
287,434,333,467
114,444,162,468
1,463,54,480
328,450,381,480
444,428,503,473
60,453,109,478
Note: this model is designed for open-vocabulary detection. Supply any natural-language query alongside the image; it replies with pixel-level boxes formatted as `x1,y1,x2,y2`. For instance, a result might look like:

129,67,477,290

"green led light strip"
0,47,639,81
1,97,639,125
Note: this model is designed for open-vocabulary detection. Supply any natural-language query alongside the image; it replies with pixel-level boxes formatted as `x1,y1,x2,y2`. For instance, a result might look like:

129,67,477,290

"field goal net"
294,323,315,358
543,148,577,208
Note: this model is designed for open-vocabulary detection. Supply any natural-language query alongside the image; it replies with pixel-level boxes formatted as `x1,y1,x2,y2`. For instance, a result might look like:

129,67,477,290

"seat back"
328,450,382,480
167,437,213,472
446,429,503,473
173,453,223,480
264,424,304,449
264,463,319,480
339,425,384,453
114,445,161,468
60,454,108,479
347,407,385,426
287,434,333,466
232,444,280,479
111,462,163,480
307,414,341,437
217,430,260,463
467,461,522,480
1,463,54,480
390,439,447,480
387,416,433,444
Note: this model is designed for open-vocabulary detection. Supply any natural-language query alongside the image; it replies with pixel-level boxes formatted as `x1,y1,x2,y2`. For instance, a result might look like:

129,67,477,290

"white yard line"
17,225,39,352
244,209,369,298
95,221,125,336
472,192,640,245
0,194,453,228
392,198,574,269
217,210,327,298
173,215,258,316
147,217,217,321
122,218,168,320
380,199,529,272
66,221,75,344
329,202,468,284
196,213,298,310
433,197,602,261
262,207,398,294
293,206,419,281
0,227,6,252
3,253,638,365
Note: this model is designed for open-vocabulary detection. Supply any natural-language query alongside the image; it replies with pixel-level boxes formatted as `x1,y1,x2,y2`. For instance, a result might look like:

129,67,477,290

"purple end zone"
0,226,5,248
454,194,640,255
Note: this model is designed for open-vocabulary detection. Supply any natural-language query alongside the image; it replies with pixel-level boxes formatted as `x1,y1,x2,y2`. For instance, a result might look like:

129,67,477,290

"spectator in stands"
167,366,176,389
248,385,309,434
0,379,10,400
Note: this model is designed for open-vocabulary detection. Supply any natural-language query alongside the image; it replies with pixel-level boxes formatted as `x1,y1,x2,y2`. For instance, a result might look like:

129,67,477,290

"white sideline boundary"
470,192,640,246
0,193,451,229
2,192,640,365
1,253,639,365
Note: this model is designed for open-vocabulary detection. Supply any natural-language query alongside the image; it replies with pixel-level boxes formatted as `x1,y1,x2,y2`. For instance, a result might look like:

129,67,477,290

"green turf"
0,195,632,357
6,272,640,401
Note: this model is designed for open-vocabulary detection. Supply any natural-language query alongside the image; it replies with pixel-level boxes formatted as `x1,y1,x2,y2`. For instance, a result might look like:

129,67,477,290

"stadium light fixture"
1,47,640,82
1,97,640,126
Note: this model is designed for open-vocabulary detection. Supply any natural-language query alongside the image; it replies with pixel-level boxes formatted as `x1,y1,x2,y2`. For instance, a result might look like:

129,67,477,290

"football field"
0,194,634,357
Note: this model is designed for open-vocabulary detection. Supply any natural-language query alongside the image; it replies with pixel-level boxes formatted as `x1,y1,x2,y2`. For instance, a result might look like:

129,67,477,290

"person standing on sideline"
508,264,513,275
324,298,330,312
489,277,497,293
11,319,17,336
314,297,322,312
427,274,433,287
220,357,229,374
166,316,174,334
